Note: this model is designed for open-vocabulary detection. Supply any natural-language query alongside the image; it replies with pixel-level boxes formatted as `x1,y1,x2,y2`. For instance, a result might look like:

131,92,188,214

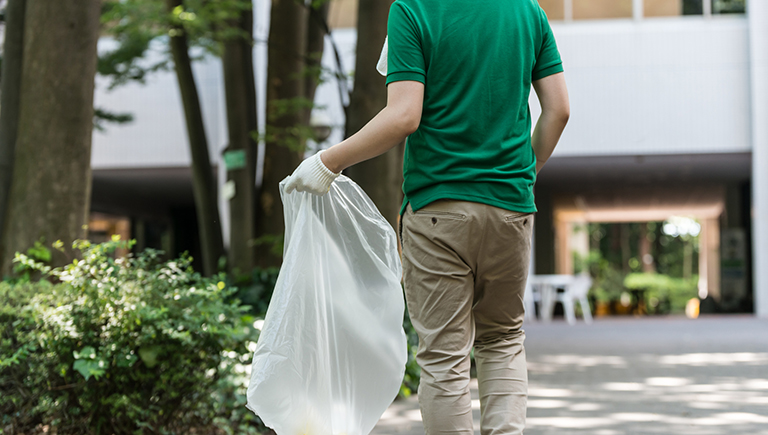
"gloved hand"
283,150,341,195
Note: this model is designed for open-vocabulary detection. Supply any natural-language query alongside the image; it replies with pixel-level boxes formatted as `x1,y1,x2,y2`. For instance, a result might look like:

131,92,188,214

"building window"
539,0,746,21
683,0,705,15
713,0,746,14
573,0,633,20
538,0,566,20
646,0,746,17
645,0,705,17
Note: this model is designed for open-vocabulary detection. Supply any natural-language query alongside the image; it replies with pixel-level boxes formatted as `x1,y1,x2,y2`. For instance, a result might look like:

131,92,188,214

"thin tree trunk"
222,1,258,275
589,223,599,252
304,1,330,122
683,238,693,280
639,222,655,273
0,0,101,275
653,222,664,272
0,0,27,269
165,0,225,276
256,0,308,267
620,223,631,274
344,0,402,230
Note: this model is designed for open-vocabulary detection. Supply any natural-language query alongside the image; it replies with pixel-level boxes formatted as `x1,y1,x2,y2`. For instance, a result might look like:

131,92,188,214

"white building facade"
91,0,767,316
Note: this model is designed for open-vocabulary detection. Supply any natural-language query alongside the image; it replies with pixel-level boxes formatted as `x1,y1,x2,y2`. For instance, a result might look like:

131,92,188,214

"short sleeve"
532,8,563,81
386,2,426,85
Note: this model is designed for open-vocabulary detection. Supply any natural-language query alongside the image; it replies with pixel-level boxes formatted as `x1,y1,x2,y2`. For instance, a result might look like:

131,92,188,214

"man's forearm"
531,111,568,174
320,107,416,174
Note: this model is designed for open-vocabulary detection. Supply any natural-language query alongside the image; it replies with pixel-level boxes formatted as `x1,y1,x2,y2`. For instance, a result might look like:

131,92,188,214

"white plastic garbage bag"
247,175,408,435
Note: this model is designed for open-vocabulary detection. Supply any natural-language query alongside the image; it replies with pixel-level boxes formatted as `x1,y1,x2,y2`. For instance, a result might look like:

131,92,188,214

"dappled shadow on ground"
373,316,768,435
525,352,768,435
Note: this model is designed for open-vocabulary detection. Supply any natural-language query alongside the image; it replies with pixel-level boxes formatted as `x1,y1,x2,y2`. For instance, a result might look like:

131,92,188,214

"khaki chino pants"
401,200,533,435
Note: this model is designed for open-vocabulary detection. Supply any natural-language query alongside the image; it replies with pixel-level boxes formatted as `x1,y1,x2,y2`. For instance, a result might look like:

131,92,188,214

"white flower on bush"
246,341,258,353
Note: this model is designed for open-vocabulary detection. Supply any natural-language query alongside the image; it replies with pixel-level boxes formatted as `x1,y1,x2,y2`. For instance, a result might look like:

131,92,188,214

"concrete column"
564,0,573,21
632,0,643,21
749,2,768,317
570,219,590,274
553,215,588,275
699,221,709,299
699,217,721,302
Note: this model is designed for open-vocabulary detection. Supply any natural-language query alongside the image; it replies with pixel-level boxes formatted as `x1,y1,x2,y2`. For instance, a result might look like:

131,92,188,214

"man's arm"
320,80,424,174
283,80,423,195
531,72,569,174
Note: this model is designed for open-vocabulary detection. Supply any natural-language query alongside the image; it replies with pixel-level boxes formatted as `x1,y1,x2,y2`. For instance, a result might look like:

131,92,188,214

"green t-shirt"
387,0,563,215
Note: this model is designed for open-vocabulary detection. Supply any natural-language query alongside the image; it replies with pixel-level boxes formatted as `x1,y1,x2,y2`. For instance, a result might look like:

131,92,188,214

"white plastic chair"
529,275,571,322
555,274,593,325
523,279,538,322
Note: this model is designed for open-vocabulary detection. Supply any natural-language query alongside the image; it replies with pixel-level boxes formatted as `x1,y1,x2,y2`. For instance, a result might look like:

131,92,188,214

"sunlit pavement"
371,315,768,435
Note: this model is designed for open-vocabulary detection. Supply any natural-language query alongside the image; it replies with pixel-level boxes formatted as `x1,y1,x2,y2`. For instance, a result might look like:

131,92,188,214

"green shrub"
399,305,420,398
580,250,626,304
624,272,699,314
0,240,264,435
227,267,280,317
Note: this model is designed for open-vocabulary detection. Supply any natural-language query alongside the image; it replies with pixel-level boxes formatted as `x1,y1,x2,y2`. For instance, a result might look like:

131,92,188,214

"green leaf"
73,346,97,360
73,359,106,381
138,345,161,368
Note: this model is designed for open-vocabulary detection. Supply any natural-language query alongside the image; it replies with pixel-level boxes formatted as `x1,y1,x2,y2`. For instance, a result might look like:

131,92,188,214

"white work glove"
283,151,340,195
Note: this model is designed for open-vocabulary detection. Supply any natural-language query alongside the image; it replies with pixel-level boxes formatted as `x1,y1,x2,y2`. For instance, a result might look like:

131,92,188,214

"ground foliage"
0,239,265,435
400,304,421,398
623,272,699,314
1,238,420,433
578,221,703,314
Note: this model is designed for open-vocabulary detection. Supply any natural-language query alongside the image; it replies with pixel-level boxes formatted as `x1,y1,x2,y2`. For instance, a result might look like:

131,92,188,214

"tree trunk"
255,0,309,267
344,0,402,230
639,222,655,273
683,238,693,280
166,0,225,276
620,223,631,274
222,1,258,275
0,0,101,275
304,1,330,123
0,0,27,269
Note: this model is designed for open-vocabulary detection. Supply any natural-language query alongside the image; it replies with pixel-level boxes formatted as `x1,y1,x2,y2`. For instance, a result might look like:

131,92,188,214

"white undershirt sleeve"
376,36,388,76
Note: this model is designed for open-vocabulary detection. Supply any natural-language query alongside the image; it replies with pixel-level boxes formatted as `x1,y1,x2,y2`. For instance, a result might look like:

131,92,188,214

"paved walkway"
372,315,768,435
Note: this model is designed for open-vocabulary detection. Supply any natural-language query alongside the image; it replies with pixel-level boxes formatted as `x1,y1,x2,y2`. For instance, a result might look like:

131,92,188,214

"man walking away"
285,0,569,433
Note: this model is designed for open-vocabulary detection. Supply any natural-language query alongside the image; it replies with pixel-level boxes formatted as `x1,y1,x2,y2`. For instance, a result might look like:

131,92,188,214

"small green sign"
223,150,247,171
